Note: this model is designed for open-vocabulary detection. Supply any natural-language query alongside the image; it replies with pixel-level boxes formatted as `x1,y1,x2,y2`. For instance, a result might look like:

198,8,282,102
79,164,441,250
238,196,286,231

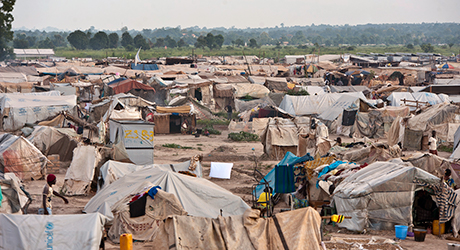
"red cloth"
109,79,156,94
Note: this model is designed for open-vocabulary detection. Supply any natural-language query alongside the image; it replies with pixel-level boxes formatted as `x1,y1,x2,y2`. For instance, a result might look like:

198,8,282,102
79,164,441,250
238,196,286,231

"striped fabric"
304,156,336,180
414,180,459,223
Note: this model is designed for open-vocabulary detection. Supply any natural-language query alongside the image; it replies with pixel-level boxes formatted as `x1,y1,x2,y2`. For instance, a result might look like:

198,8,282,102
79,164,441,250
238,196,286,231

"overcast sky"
12,0,460,31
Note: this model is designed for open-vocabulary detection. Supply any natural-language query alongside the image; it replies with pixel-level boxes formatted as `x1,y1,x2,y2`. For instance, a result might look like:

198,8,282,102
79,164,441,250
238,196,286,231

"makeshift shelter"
233,83,270,99
264,77,288,92
0,92,77,131
0,173,30,214
84,166,250,221
98,159,203,190
260,117,299,160
354,106,410,139
109,119,154,165
149,207,322,250
407,103,459,132
0,213,106,250
234,96,276,113
61,145,102,195
319,92,371,121
153,104,196,134
333,160,441,231
27,126,79,162
0,133,47,180
107,79,156,102
108,188,188,243
279,93,343,116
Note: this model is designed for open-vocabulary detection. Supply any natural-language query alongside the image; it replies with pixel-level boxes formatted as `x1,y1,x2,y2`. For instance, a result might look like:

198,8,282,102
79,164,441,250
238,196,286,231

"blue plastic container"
395,225,408,240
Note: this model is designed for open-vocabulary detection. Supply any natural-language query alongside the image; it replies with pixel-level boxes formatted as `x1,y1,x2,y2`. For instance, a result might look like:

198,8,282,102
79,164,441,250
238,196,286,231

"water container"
120,233,133,250
395,225,408,240
433,220,445,235
413,228,427,242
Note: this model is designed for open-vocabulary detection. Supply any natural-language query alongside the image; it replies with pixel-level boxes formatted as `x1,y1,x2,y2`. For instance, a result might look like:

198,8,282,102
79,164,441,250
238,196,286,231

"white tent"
98,159,203,190
319,92,368,121
0,92,77,131
333,160,439,231
61,145,102,195
387,92,416,109
0,173,30,214
279,93,341,116
84,166,250,221
412,92,443,106
0,213,106,250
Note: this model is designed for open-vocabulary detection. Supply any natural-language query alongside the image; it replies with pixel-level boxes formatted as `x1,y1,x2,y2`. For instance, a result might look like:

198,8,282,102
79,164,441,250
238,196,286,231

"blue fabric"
147,186,161,199
277,152,314,167
131,63,159,71
275,165,295,194
0,186,2,207
318,161,346,178
254,168,276,198
107,77,127,85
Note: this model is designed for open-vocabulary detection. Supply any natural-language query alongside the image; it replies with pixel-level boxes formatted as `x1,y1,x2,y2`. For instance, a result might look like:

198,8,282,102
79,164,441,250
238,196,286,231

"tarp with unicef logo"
0,213,106,249
0,91,77,131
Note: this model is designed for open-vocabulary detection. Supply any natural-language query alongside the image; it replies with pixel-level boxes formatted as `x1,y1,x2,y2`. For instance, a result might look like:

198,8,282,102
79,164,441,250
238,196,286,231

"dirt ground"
21,130,456,249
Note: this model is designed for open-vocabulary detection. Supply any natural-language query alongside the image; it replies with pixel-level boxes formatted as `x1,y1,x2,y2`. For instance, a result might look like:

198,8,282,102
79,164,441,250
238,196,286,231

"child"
39,174,68,215
428,131,438,155
444,169,457,190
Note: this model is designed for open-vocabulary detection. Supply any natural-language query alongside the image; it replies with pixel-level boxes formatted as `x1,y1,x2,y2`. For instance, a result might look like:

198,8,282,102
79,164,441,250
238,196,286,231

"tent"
407,103,459,131
319,92,371,121
233,83,270,99
61,145,102,195
260,117,299,160
109,119,155,165
108,188,188,243
0,213,106,250
333,160,440,231
107,79,156,102
84,165,250,221
0,92,77,131
0,133,47,180
0,173,31,214
150,207,322,250
98,159,203,190
27,126,79,162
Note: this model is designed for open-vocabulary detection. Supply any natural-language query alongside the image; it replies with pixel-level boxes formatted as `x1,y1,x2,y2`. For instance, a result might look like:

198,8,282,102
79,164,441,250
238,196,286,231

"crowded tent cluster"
0,52,459,249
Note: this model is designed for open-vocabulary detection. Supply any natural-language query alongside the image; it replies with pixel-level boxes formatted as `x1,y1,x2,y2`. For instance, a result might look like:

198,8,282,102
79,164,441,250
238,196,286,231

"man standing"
40,174,68,215
428,131,438,155
225,104,233,120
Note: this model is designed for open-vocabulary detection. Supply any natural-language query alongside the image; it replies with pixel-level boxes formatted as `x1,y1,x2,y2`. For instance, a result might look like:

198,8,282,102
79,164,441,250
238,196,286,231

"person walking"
225,104,233,120
428,131,438,155
39,174,68,215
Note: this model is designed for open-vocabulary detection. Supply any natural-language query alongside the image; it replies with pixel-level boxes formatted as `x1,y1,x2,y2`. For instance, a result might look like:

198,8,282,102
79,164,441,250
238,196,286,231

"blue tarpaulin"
131,63,159,71
107,77,127,85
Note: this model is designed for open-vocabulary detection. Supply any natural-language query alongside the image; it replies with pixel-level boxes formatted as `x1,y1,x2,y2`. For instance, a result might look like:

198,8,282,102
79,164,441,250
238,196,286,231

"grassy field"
54,44,460,60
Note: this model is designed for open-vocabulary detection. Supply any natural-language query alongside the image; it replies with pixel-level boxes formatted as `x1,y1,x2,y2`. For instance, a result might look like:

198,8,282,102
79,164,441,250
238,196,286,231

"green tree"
233,38,244,47
121,31,133,48
214,34,224,48
37,37,54,48
13,37,28,48
420,43,434,53
195,35,206,49
51,34,66,47
205,33,216,49
249,38,258,48
108,33,119,48
153,38,165,48
406,43,414,50
164,35,177,48
67,30,89,50
177,38,186,48
89,31,109,50
0,0,16,61
133,34,149,49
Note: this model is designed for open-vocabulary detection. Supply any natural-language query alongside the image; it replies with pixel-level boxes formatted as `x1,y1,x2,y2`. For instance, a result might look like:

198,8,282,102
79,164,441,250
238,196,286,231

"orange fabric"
109,79,155,94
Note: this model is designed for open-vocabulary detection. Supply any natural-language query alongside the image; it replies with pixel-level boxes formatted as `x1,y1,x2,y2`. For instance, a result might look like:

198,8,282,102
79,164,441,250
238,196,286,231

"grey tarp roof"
84,165,250,221
333,160,439,231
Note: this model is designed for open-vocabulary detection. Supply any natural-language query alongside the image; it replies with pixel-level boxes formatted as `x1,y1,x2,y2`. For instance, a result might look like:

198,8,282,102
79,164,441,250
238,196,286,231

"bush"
287,89,309,96
228,131,259,141
162,143,193,149
203,125,221,135
197,119,229,126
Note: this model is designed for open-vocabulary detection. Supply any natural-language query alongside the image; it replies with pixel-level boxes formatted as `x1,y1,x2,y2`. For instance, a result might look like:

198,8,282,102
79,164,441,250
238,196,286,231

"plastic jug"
120,233,133,250
433,220,445,235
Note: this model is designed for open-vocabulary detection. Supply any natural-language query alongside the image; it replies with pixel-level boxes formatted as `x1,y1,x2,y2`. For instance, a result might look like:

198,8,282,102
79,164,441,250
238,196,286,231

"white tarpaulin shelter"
233,83,270,99
61,145,102,195
109,119,154,165
387,92,416,109
98,159,203,190
0,92,77,131
0,213,106,250
333,160,439,231
0,133,47,180
279,93,342,116
319,92,369,121
84,166,250,221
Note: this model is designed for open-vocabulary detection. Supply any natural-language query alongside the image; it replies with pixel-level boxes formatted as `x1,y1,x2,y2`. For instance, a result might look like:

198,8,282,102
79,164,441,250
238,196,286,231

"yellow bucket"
120,233,133,250
433,220,445,235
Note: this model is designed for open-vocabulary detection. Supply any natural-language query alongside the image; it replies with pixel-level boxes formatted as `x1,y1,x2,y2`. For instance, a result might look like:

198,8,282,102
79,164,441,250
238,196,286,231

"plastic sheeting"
319,92,368,121
0,93,77,131
27,126,79,162
84,165,249,221
279,93,342,116
333,160,439,231
0,173,29,214
234,96,275,112
61,145,101,195
150,207,322,250
233,83,270,99
0,134,47,180
0,213,106,250
260,118,298,158
408,103,459,131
